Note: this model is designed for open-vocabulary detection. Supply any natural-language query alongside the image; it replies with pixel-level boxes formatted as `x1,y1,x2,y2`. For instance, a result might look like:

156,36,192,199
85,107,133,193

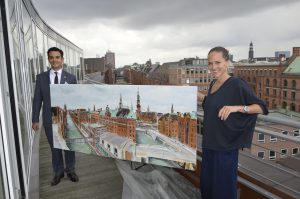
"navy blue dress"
200,76,268,199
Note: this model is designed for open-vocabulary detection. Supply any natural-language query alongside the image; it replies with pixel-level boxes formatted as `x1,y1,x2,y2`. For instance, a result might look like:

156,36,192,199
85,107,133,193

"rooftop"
283,56,300,74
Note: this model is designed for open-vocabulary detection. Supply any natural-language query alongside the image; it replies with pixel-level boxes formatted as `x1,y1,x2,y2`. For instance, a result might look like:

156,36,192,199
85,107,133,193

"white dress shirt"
50,68,62,84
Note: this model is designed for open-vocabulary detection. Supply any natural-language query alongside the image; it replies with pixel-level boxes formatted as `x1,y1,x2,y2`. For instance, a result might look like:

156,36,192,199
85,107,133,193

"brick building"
234,47,300,112
169,58,213,94
248,111,300,161
158,111,197,149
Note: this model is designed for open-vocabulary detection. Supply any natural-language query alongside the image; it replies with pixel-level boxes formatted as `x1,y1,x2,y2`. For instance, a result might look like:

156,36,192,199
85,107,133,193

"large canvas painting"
50,85,197,170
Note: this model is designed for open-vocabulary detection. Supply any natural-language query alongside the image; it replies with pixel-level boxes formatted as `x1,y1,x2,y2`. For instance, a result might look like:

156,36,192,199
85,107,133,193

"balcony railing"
191,113,300,199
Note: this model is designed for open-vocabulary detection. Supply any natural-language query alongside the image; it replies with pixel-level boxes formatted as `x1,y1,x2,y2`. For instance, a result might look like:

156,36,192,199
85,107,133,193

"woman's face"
208,51,229,79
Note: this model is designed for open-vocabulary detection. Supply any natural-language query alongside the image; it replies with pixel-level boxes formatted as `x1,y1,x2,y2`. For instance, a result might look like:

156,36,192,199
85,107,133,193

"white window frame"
293,130,300,138
258,133,265,143
257,151,265,159
269,150,276,160
292,147,299,156
280,149,287,158
270,135,277,142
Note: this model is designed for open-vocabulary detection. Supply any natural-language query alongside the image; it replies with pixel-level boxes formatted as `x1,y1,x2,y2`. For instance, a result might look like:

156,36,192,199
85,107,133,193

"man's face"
48,51,63,71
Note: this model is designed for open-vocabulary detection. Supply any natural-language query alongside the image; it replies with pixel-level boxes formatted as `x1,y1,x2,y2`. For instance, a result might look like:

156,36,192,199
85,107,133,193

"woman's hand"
218,106,242,120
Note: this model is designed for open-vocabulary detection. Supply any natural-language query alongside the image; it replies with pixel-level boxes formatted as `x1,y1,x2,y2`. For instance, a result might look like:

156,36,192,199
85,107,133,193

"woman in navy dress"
200,46,268,199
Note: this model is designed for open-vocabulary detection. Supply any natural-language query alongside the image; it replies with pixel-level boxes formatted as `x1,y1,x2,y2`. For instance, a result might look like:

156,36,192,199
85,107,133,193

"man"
32,47,79,186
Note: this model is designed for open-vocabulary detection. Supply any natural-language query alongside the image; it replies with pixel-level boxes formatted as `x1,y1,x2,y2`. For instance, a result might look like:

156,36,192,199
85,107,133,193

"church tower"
136,88,141,119
248,41,254,62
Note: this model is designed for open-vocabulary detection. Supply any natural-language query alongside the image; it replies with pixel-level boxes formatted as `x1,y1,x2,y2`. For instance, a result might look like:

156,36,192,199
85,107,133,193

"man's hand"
32,122,40,131
218,106,242,121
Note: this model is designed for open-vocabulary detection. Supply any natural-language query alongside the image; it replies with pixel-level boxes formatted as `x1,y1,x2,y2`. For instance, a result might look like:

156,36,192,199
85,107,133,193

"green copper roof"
283,56,300,74
191,111,197,120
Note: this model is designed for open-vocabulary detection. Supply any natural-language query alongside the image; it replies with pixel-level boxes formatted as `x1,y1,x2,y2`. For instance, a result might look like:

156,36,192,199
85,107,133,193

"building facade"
234,47,300,112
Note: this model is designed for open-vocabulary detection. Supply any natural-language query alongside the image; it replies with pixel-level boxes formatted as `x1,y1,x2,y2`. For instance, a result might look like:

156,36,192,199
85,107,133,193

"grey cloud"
33,0,298,29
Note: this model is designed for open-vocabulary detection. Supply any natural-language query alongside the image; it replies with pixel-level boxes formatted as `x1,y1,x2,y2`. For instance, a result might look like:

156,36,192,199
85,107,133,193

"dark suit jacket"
32,69,77,127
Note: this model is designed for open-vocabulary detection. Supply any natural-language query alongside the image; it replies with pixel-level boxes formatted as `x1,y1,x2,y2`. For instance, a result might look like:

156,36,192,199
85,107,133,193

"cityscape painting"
50,84,197,170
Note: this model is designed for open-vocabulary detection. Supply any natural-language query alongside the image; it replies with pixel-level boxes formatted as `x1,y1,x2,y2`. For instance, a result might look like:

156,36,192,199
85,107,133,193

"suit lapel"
60,70,66,84
46,70,51,84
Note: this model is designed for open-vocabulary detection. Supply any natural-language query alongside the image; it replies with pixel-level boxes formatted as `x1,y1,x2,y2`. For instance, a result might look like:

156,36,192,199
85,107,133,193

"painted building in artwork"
136,89,157,123
52,105,68,138
96,105,137,143
158,106,197,149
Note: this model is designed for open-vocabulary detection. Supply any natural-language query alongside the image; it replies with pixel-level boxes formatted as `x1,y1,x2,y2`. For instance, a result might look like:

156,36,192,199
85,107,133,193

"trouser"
200,148,239,199
44,125,75,174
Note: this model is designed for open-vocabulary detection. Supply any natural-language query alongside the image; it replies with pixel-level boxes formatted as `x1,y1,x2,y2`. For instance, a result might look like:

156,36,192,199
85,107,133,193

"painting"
50,84,197,170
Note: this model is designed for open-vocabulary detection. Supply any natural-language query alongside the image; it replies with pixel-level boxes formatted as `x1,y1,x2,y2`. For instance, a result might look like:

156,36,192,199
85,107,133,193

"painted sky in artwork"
51,85,197,114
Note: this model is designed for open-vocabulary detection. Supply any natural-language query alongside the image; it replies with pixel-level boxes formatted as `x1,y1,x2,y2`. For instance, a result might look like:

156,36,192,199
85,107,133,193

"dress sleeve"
239,78,269,115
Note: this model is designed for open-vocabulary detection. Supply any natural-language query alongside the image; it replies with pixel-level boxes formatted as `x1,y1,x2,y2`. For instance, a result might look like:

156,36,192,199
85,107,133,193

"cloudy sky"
32,0,300,67
51,85,197,113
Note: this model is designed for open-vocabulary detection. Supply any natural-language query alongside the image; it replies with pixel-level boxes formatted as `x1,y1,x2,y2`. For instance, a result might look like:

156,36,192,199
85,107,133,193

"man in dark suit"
32,47,79,186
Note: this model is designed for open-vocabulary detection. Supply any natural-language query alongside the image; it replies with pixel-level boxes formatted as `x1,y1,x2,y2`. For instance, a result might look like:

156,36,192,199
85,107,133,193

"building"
84,57,105,74
135,90,157,122
84,53,114,74
249,41,254,62
158,111,197,149
169,57,213,94
105,50,116,69
275,51,290,61
247,111,300,162
234,47,300,112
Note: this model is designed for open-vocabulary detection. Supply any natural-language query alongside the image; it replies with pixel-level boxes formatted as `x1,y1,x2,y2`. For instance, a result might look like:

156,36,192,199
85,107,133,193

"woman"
200,46,268,199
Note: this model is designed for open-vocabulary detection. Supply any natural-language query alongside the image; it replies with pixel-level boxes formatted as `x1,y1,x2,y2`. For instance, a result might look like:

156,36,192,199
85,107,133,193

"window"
291,103,295,111
292,80,296,90
272,99,276,109
258,151,265,159
266,79,270,86
269,150,276,160
102,140,104,144
283,90,287,98
283,79,288,88
280,149,287,158
258,133,265,143
291,92,296,100
281,131,288,141
293,130,300,137
282,101,287,109
273,89,277,97
266,88,269,96
292,148,299,155
273,79,277,87
270,135,277,142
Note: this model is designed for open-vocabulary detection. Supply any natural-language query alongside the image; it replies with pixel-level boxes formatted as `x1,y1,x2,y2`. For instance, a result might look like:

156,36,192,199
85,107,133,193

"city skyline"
50,85,197,113
32,0,300,67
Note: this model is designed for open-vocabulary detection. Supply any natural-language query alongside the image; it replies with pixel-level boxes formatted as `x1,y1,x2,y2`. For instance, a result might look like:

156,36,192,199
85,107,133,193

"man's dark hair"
208,46,230,61
47,47,64,58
